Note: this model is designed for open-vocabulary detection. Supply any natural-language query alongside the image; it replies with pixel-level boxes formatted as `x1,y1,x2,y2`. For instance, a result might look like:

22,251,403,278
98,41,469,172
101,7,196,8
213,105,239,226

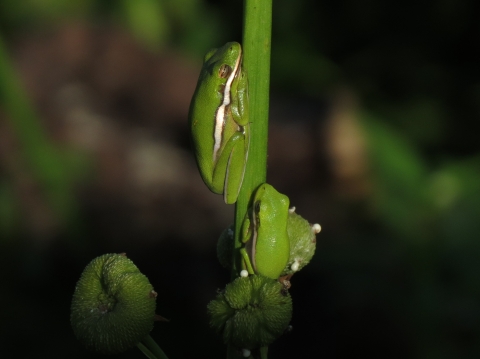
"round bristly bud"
208,274,292,350
217,225,235,269
70,253,156,354
282,211,319,275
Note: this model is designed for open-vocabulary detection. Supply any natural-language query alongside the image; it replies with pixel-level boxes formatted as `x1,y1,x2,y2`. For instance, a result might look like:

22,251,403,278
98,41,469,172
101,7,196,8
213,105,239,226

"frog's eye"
254,201,262,227
255,201,261,213
219,64,232,78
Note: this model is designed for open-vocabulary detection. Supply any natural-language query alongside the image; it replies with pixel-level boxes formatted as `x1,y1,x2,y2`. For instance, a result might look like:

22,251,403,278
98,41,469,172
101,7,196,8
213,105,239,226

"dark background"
1,0,479,358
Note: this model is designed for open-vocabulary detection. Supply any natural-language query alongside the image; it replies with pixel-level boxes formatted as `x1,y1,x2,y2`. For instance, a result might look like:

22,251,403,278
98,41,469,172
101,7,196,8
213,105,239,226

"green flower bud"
70,253,156,354
282,208,320,275
208,274,292,349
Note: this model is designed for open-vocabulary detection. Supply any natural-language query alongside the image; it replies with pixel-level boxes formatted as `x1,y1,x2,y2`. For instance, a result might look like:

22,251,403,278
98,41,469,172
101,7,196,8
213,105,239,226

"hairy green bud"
282,209,320,275
70,253,156,354
208,274,292,349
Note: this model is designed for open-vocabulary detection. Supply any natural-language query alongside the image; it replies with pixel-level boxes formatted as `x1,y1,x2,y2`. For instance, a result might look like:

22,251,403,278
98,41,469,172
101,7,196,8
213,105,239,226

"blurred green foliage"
0,0,479,358
0,35,89,240
0,0,94,26
0,0,225,53
363,115,433,243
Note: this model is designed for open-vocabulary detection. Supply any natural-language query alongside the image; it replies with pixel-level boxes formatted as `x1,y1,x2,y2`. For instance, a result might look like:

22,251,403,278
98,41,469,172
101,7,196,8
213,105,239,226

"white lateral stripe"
213,51,242,161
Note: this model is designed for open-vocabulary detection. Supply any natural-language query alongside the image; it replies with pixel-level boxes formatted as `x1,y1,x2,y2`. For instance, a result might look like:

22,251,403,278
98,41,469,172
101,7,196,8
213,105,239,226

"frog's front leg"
230,70,249,125
212,126,249,204
239,214,256,276
239,248,255,275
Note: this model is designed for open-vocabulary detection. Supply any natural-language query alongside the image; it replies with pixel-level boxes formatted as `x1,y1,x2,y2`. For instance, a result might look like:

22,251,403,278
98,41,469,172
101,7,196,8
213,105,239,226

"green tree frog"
188,42,249,204
240,183,290,279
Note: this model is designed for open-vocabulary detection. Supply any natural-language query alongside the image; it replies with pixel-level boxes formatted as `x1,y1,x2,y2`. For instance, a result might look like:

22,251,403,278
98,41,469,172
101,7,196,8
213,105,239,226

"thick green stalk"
233,0,273,267
137,342,157,359
139,335,169,359
229,1,272,358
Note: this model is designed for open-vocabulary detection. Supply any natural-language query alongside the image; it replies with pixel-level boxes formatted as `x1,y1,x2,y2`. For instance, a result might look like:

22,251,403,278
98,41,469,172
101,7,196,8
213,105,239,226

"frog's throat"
212,52,242,161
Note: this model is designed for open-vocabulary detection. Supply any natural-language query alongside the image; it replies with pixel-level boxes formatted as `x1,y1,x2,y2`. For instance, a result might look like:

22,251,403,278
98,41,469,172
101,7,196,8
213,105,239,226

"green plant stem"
138,335,169,359
229,0,272,358
259,346,268,359
137,342,157,359
233,0,273,270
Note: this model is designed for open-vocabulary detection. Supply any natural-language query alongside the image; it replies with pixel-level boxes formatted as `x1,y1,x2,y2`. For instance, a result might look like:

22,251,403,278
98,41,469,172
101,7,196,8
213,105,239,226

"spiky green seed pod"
70,253,156,354
282,209,320,275
208,274,292,349
217,225,234,270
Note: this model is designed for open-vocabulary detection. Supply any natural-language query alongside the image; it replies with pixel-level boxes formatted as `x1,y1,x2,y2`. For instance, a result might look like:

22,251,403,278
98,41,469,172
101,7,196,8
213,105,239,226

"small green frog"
188,42,249,204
